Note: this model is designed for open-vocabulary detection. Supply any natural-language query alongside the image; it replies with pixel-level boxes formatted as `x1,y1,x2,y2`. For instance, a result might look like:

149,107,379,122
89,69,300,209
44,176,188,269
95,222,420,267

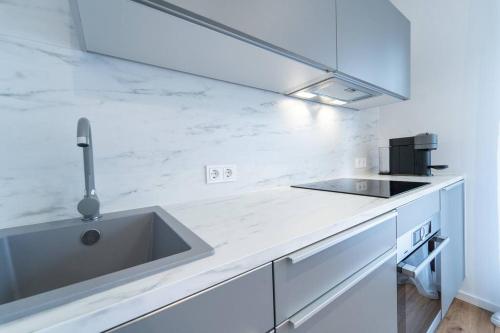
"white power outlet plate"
355,157,367,169
206,165,237,184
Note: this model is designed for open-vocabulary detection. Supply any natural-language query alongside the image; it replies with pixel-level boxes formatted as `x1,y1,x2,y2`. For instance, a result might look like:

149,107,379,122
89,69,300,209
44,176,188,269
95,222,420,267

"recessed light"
293,91,317,99
321,97,347,106
330,99,347,106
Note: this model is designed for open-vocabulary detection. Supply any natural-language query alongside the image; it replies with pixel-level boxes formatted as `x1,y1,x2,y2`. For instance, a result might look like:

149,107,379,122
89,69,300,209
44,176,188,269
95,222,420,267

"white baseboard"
456,290,500,313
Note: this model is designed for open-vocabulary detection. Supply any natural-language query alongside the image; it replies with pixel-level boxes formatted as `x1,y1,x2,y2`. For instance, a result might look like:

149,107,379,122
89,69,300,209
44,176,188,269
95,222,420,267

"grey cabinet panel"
273,213,396,324
440,181,465,316
276,253,397,333
108,264,274,333
336,0,410,98
77,0,327,95
397,191,440,237
162,0,337,69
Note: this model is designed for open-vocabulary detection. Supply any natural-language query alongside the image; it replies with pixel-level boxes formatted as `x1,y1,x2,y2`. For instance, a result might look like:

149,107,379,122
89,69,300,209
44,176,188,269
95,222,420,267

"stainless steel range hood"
288,75,383,108
74,0,410,110
285,69,405,110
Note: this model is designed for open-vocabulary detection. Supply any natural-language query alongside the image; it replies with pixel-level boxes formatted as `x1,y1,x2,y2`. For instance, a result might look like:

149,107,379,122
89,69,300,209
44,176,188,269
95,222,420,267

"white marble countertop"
0,174,464,333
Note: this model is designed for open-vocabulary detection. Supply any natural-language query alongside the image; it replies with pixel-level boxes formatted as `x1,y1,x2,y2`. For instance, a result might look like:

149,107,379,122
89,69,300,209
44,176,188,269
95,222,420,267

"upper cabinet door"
336,0,410,98
161,0,338,70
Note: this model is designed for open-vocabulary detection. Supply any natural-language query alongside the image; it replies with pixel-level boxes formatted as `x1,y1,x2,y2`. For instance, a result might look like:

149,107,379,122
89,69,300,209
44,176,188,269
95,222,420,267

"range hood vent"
289,76,381,107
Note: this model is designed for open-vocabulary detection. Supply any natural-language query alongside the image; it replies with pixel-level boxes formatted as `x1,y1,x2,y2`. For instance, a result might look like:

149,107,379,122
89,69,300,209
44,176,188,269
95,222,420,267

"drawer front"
276,251,397,333
397,191,440,237
273,212,396,324
108,264,274,333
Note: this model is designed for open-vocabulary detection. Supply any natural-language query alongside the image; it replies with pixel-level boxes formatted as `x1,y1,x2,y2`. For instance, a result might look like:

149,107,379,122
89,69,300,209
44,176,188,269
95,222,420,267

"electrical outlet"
206,165,224,184
355,157,367,169
223,165,237,182
206,165,237,184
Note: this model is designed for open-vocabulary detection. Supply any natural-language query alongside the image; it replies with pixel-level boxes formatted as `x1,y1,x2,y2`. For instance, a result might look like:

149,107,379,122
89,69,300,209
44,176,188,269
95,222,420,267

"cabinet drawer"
397,191,440,237
273,211,396,324
108,264,274,333
276,250,397,333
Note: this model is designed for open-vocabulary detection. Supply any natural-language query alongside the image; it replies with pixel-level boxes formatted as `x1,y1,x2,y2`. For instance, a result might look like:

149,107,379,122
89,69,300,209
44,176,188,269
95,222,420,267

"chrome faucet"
76,117,100,221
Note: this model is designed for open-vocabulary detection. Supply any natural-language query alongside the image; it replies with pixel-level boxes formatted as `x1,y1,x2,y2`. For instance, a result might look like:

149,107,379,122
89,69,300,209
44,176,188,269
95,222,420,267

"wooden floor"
437,299,499,333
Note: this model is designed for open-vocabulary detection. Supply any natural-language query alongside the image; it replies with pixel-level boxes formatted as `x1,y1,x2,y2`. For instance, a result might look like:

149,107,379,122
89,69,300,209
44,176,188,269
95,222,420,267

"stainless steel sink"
0,206,213,323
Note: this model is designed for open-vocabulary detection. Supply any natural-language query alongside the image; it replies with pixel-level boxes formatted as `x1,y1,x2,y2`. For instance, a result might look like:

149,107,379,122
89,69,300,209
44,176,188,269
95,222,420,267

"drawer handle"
398,236,450,277
286,211,397,264
287,247,397,329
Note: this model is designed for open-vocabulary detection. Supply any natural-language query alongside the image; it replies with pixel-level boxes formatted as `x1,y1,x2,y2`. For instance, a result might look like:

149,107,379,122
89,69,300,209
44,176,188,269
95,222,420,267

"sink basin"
0,206,213,323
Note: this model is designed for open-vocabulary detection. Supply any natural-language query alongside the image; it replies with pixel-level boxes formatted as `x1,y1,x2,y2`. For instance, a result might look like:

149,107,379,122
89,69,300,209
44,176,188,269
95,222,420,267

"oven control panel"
397,214,440,263
412,221,432,246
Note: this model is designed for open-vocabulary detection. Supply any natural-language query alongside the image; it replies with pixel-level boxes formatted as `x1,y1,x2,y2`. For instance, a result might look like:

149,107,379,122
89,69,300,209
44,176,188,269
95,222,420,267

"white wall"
382,0,500,311
0,0,379,229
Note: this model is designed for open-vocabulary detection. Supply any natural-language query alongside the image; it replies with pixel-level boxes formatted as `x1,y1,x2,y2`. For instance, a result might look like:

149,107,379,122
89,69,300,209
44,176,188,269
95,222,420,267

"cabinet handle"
442,180,464,192
398,236,450,277
286,211,397,264
286,247,397,329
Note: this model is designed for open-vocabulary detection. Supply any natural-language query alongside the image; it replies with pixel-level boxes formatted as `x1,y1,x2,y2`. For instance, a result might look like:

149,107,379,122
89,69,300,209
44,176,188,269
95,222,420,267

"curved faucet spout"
76,117,100,221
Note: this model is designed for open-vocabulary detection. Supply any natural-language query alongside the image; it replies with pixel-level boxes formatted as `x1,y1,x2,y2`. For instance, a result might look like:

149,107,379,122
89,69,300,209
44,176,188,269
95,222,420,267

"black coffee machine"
389,133,448,176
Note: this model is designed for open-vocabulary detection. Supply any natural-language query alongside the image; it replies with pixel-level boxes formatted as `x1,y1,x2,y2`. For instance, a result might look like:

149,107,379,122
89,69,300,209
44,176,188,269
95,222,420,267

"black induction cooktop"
292,178,430,198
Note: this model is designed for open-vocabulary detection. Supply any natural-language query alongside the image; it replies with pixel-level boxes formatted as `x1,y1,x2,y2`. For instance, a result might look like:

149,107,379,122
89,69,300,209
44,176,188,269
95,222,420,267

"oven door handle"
398,236,450,278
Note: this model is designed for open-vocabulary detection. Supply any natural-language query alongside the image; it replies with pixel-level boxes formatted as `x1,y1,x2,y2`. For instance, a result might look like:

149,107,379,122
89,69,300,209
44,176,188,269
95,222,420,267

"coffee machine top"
389,133,438,150
414,133,438,150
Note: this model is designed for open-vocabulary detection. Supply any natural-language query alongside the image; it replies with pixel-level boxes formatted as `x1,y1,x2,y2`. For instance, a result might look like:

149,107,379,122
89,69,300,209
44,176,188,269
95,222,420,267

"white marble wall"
0,0,379,228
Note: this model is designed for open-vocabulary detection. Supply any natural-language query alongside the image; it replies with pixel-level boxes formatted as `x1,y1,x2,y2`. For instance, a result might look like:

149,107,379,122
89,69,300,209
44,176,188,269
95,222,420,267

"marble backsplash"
0,0,379,228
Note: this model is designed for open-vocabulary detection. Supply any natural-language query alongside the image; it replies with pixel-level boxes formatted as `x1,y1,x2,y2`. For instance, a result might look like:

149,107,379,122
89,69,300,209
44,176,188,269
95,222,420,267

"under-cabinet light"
293,91,317,99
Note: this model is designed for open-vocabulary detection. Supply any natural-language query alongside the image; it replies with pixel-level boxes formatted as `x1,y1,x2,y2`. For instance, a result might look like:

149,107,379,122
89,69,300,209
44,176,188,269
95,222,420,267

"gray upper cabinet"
336,0,411,98
76,0,328,94
75,0,410,108
440,181,465,316
160,0,338,70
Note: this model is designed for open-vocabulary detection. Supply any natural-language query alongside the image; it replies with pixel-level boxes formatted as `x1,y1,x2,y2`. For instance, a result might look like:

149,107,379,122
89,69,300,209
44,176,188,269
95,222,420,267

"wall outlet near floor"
354,157,367,169
206,165,237,184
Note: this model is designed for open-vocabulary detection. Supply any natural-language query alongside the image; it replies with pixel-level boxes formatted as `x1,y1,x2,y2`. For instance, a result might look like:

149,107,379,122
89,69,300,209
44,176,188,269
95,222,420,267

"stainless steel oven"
397,215,450,333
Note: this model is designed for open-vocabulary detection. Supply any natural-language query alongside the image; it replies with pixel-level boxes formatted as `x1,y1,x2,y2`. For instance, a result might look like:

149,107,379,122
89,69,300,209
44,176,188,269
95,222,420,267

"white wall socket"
206,165,237,184
354,157,367,169
222,165,237,181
